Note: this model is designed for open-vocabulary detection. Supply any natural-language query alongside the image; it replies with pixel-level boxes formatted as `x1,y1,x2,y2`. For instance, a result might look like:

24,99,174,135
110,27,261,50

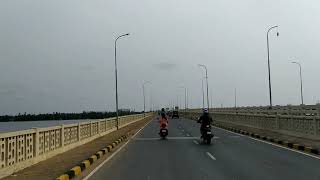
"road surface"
88,117,320,180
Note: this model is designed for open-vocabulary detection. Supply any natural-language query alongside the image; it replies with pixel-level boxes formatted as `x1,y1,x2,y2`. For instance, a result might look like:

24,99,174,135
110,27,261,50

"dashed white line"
186,133,190,137
206,152,216,160
193,140,199,145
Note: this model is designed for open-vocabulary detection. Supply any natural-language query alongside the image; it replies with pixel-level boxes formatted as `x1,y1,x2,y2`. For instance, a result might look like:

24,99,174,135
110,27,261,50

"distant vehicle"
172,110,179,119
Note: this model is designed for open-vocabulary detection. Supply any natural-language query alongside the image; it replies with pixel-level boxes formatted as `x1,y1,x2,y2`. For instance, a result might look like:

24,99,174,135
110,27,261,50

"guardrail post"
313,116,317,135
97,121,100,135
33,128,39,157
276,114,280,130
77,123,81,141
61,124,65,148
90,121,93,137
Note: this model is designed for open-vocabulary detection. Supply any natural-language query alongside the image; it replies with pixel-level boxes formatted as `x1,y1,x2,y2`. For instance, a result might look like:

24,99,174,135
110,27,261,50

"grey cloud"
153,62,177,71
1,0,320,114
15,96,25,101
81,65,96,71
0,89,17,96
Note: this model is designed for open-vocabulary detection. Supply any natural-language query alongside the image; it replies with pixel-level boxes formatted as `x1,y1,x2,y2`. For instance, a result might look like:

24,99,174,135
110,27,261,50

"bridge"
0,106,319,180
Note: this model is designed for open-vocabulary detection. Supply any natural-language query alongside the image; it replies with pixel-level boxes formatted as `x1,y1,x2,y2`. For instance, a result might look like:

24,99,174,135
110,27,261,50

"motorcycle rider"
159,109,169,137
159,110,168,128
197,108,213,137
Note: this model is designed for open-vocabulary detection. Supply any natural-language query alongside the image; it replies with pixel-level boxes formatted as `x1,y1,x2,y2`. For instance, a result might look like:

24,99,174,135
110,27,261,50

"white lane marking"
181,129,185,132
214,125,320,160
248,137,320,160
193,140,199,145
186,133,190,137
83,118,153,180
213,126,244,137
206,152,216,160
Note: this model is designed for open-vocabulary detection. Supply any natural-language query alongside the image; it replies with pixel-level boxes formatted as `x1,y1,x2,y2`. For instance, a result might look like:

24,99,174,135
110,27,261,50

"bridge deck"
88,117,320,180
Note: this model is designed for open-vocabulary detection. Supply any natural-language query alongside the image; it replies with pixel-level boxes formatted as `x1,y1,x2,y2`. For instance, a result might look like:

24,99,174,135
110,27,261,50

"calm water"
0,120,92,133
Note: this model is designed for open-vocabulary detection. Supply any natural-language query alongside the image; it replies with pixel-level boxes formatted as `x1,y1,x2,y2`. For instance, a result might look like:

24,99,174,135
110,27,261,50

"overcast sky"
1,0,320,115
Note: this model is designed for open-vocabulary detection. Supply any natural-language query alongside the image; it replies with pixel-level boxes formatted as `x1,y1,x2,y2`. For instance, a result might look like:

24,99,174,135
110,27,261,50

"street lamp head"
125,33,130,36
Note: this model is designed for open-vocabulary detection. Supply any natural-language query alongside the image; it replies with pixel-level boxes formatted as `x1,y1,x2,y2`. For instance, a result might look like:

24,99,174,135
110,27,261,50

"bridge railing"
181,111,320,140
0,113,153,179
187,104,320,116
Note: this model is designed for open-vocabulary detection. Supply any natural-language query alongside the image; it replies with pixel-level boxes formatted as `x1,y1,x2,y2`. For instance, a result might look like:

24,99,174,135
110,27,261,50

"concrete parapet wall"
181,111,319,140
0,113,153,179
188,104,320,116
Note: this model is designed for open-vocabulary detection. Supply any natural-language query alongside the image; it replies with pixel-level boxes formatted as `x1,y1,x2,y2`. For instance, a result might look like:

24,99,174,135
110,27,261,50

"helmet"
203,108,208,113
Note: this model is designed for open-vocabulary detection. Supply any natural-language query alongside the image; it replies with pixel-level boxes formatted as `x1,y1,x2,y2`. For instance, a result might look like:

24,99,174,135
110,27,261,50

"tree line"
0,111,141,122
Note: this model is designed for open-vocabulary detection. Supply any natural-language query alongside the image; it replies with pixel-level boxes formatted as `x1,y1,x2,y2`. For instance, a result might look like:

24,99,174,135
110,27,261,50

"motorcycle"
201,124,213,144
159,123,168,139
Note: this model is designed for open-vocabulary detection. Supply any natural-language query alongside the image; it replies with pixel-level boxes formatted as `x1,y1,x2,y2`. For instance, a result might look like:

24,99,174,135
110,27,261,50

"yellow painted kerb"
71,166,82,176
102,148,109,152
82,160,91,168
293,144,300,150
96,151,103,157
90,155,97,162
56,174,69,180
305,147,313,153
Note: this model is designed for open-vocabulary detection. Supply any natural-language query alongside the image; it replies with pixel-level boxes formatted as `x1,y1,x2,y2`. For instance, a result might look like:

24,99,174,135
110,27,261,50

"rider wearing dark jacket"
197,109,213,135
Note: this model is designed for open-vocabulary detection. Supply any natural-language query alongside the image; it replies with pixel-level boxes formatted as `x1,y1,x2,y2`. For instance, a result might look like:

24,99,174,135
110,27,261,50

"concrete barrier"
0,113,153,179
187,104,320,116
181,111,320,140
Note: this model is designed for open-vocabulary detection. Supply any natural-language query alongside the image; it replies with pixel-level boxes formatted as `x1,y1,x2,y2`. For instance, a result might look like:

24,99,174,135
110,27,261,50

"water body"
0,119,95,133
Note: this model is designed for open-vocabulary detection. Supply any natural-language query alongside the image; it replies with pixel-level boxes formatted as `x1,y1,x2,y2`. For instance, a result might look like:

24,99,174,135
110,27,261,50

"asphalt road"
88,117,320,180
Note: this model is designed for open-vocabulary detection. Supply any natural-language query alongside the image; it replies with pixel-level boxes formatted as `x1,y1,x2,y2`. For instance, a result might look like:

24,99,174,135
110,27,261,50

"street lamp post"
291,61,304,105
198,64,210,111
114,33,129,130
179,86,187,110
201,78,205,110
266,26,279,109
143,81,151,117
234,88,237,109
